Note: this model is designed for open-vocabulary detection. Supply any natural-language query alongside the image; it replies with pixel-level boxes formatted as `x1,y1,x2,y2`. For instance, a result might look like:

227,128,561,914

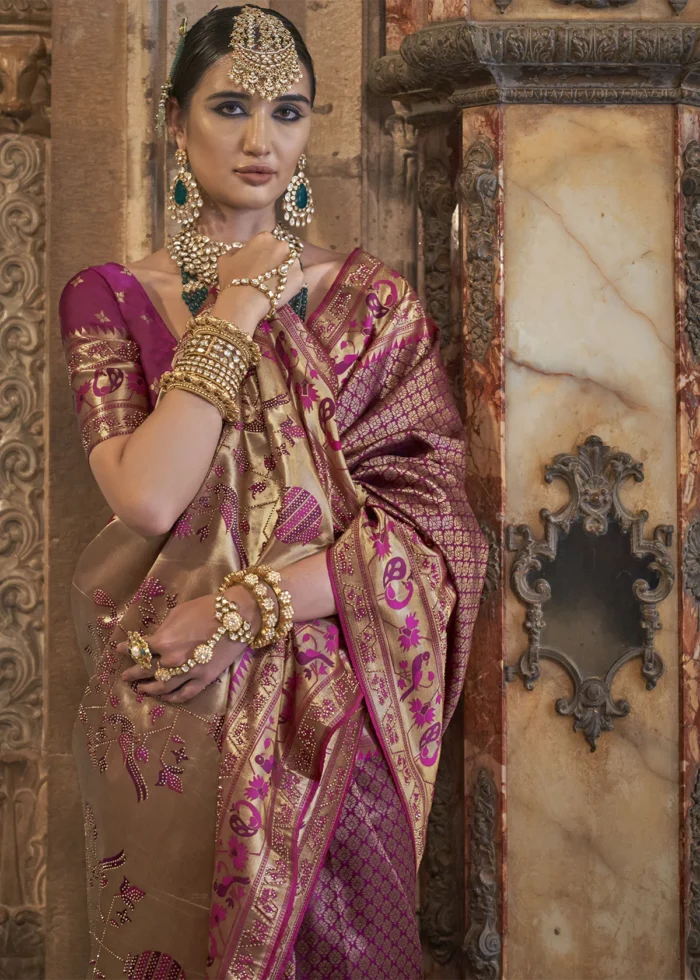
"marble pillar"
372,10,700,980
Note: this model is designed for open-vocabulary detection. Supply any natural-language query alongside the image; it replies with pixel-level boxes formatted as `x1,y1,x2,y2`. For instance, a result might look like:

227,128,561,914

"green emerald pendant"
174,179,188,207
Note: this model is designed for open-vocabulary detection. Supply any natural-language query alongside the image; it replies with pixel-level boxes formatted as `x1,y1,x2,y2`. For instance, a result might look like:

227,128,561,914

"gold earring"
283,154,314,228
168,148,203,228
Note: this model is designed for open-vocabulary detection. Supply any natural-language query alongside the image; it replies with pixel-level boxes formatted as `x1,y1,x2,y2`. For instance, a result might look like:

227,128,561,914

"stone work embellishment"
370,22,700,112
462,768,502,980
681,141,700,361
683,521,700,602
687,768,700,975
552,0,636,7
418,156,461,410
458,139,498,364
506,436,674,751
419,715,464,968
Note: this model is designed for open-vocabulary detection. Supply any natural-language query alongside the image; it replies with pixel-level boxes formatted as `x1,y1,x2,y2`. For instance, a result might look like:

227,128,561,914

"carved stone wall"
0,3,50,978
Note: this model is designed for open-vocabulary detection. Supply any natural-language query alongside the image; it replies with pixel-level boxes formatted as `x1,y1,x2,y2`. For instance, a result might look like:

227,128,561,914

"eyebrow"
206,90,311,107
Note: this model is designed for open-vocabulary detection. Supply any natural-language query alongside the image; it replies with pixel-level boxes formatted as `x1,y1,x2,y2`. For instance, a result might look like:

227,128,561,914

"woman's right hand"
213,230,304,336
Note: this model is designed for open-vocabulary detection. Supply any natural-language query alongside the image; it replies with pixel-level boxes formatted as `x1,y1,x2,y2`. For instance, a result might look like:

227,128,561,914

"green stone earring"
283,154,314,228
168,148,203,228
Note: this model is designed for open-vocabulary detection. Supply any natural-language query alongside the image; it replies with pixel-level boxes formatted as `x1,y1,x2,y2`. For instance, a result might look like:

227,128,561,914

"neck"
195,203,278,243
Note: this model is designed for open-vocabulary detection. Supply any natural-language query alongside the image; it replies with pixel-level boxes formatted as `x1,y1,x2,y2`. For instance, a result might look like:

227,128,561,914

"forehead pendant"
228,5,303,101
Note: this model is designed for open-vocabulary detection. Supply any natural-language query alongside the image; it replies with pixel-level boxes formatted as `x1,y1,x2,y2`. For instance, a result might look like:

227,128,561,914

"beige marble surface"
504,105,679,979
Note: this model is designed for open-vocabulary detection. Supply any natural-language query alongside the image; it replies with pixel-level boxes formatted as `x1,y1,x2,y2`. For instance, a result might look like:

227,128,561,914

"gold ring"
126,631,152,670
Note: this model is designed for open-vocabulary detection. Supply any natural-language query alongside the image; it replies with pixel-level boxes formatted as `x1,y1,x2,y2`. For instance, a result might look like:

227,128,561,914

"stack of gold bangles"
126,565,294,684
157,311,260,423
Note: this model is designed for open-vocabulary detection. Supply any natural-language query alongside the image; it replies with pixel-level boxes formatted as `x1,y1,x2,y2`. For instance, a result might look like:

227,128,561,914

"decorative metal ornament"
228,5,303,101
283,154,314,227
506,436,674,751
168,148,203,229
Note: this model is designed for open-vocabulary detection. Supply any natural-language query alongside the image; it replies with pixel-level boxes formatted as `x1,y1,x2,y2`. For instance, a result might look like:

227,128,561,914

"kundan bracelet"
219,565,294,649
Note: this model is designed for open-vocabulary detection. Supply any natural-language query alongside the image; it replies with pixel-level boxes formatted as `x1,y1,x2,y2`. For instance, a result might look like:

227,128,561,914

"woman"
59,6,487,979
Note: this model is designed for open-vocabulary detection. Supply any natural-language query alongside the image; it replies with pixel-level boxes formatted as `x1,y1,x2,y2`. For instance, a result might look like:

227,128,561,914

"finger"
162,679,204,704
120,664,157,683
136,673,194,697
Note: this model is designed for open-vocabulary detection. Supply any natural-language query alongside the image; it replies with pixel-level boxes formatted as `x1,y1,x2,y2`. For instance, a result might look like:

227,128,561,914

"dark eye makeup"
213,102,304,122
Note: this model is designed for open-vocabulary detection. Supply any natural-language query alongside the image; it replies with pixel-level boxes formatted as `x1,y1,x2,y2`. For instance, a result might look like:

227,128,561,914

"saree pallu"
60,250,487,980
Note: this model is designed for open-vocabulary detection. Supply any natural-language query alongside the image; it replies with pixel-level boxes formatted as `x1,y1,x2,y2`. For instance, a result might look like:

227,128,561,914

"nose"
242,109,270,157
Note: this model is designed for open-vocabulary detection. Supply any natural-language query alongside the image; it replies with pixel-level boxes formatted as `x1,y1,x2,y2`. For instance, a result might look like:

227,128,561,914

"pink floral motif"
324,623,339,654
228,836,248,871
295,380,319,412
409,698,435,728
156,764,183,793
245,774,269,801
74,380,91,412
126,372,148,396
150,705,164,724
134,743,148,763
399,612,420,650
371,527,391,559
211,903,227,927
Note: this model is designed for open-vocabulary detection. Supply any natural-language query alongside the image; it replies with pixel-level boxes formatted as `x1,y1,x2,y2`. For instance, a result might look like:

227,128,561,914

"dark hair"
170,5,316,111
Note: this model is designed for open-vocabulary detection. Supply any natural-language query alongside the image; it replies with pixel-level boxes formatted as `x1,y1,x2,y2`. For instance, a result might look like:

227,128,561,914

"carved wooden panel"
0,130,47,979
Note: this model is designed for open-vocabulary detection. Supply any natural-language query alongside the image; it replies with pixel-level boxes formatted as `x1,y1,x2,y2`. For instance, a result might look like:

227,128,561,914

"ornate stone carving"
687,767,700,976
479,521,501,603
552,0,636,7
684,521,700,602
0,133,46,972
670,0,689,13
506,436,675,751
370,22,700,118
494,0,513,10
458,139,498,363
418,157,460,408
0,1,50,21
681,141,700,361
419,715,464,968
463,768,501,980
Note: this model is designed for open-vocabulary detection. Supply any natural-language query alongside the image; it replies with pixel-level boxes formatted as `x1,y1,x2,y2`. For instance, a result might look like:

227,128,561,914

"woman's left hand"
115,593,247,704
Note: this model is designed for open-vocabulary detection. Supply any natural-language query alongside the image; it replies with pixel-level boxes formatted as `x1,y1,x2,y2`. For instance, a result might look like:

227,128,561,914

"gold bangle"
219,565,294,649
190,313,261,366
154,625,227,683
158,372,236,422
215,593,255,645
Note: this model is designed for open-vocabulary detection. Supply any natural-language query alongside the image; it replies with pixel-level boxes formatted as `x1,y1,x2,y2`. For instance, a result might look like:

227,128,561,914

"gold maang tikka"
228,6,303,101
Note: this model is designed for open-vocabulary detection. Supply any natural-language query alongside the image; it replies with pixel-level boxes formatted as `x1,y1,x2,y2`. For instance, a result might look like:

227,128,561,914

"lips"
235,166,276,175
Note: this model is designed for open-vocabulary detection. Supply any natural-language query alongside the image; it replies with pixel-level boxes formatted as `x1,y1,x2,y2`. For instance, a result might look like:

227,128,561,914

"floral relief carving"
0,133,46,973
462,768,501,980
418,157,460,409
682,140,700,361
370,22,700,115
458,139,498,364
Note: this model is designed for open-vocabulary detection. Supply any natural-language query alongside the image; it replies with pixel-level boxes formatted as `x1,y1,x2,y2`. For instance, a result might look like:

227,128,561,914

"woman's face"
171,54,313,215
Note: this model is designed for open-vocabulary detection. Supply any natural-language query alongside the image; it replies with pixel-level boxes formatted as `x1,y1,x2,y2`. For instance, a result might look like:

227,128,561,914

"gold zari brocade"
63,250,487,979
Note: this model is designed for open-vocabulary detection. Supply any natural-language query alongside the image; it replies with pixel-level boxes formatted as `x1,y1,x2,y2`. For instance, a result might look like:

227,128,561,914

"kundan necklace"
167,223,303,316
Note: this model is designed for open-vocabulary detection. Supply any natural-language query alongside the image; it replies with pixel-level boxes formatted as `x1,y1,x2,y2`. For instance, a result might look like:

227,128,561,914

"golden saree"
59,251,487,980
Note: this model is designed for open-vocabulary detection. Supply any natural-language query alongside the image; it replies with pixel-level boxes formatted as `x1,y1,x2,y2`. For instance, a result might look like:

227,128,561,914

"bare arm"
89,233,302,537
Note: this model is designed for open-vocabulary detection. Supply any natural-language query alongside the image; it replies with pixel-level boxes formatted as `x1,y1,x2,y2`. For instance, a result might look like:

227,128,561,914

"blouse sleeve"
59,268,151,458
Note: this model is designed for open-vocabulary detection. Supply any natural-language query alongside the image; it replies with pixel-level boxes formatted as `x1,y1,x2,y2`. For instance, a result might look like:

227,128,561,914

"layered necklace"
167,223,307,317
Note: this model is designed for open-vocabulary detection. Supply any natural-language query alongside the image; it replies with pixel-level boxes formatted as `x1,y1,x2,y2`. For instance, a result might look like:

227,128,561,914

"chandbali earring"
168,148,203,228
283,154,314,228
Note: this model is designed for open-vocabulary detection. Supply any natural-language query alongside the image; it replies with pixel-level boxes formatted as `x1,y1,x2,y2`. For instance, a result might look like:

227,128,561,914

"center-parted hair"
170,5,316,111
